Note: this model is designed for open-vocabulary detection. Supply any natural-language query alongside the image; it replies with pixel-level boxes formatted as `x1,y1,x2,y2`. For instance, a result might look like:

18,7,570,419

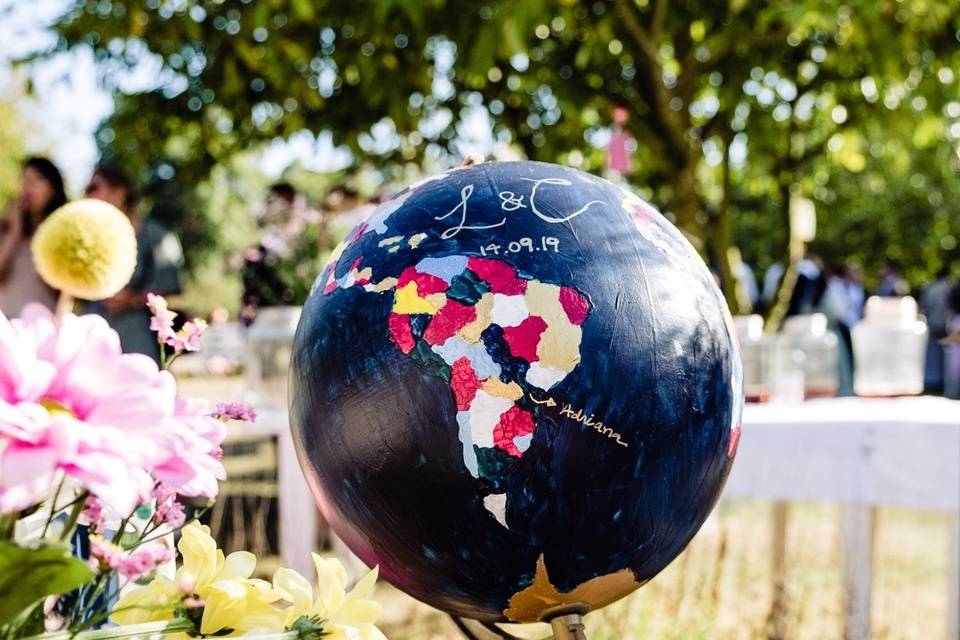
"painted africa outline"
319,253,591,529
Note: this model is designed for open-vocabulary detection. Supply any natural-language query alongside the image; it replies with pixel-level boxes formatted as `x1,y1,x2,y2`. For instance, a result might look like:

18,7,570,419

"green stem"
0,513,17,541
164,351,182,369
72,577,122,633
58,492,87,542
137,506,211,546
41,478,66,539
70,571,110,627
158,335,167,369
111,515,133,545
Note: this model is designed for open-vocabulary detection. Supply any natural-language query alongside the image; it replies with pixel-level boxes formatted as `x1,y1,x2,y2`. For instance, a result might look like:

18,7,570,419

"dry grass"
374,501,953,640
176,378,952,639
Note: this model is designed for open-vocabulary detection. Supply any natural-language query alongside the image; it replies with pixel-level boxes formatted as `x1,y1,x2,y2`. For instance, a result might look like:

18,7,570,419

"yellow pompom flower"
31,198,137,300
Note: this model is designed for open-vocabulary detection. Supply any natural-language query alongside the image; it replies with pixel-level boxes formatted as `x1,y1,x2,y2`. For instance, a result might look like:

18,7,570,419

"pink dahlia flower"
0,305,226,514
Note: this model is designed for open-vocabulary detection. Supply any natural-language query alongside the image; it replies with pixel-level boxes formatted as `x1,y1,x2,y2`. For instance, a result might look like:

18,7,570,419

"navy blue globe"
289,161,742,622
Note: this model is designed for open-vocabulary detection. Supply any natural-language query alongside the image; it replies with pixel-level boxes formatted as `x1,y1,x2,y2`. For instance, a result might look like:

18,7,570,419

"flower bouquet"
0,200,385,638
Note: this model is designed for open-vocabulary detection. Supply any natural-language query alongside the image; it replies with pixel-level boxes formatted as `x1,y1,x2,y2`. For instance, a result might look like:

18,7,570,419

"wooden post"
277,429,317,578
948,513,959,640
766,501,789,639
841,504,876,640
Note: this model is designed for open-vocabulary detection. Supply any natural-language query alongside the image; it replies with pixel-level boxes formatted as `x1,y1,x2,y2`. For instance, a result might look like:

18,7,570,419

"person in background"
322,183,375,235
841,264,866,328
239,182,301,325
0,157,67,316
821,265,858,396
735,261,760,313
760,261,785,314
943,281,960,399
876,262,910,297
920,266,954,394
786,254,826,317
84,165,184,363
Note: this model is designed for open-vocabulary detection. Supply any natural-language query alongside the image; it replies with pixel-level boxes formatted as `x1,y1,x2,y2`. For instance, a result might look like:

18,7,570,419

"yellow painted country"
393,282,438,315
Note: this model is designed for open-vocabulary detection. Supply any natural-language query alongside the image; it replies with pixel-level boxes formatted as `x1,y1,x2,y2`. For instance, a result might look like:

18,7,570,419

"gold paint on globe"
503,555,643,623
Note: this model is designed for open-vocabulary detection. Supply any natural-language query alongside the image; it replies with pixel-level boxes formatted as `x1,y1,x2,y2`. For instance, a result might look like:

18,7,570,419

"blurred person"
323,183,375,232
605,105,634,179
841,264,866,327
240,182,299,325
919,266,953,393
820,265,856,396
760,261,785,313
83,165,184,363
786,254,826,317
876,262,909,297
735,260,759,313
943,281,960,399
0,157,67,316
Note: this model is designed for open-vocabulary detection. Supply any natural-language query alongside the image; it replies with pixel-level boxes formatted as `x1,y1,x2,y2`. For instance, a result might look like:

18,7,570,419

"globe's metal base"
547,611,588,640
452,603,590,640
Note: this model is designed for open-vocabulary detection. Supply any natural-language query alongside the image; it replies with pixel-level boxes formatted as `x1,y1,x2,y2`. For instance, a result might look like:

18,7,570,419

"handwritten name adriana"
531,395,628,448
435,177,606,240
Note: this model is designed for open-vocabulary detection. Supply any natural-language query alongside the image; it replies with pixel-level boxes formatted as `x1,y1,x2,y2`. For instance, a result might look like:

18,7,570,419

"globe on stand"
289,161,743,626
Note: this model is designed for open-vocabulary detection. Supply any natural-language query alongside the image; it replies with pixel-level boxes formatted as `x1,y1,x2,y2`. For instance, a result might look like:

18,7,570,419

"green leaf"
0,542,95,627
290,0,315,21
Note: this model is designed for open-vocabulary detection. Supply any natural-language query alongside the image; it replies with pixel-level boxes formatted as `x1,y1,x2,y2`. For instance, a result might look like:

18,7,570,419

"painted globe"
289,161,743,622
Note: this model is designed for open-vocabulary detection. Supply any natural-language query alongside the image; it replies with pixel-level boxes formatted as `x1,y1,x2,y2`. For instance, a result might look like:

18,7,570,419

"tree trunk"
764,180,798,334
714,130,741,315
670,160,700,239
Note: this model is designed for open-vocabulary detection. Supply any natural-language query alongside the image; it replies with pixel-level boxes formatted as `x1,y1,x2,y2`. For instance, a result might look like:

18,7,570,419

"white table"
250,397,960,637
727,397,960,640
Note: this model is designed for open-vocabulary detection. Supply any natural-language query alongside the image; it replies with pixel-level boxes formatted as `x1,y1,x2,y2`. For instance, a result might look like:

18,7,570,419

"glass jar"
775,313,839,400
733,315,771,403
852,296,927,396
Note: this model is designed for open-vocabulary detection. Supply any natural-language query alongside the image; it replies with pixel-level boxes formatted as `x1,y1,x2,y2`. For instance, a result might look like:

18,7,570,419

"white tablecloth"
727,396,960,510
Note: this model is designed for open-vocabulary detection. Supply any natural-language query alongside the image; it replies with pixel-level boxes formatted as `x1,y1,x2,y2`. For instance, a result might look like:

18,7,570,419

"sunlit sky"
0,0,113,193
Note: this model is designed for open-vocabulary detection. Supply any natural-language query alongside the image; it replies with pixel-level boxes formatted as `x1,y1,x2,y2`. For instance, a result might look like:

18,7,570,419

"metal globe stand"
452,603,590,640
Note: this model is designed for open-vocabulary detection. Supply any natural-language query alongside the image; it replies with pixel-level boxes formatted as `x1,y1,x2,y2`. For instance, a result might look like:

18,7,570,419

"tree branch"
614,0,660,65
614,0,691,166
652,0,669,42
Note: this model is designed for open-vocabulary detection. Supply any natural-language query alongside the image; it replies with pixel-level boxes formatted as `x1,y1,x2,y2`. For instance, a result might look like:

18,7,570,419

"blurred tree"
0,99,25,207
34,0,960,310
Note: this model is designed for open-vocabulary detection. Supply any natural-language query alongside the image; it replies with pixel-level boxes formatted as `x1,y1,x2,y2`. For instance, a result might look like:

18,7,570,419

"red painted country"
493,406,536,457
502,315,548,362
467,257,527,295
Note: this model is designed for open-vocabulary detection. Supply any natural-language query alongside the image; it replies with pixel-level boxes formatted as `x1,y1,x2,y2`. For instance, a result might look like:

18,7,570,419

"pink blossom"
152,483,186,529
164,320,207,353
90,536,174,581
80,496,106,534
0,305,226,514
209,402,257,422
146,293,177,342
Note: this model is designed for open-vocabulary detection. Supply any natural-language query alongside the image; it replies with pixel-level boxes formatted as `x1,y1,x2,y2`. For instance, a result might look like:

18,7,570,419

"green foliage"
0,100,24,208
34,0,960,299
0,541,95,631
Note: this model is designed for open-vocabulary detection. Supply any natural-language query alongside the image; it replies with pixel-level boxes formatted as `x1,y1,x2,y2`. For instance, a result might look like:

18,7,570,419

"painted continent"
319,255,591,528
